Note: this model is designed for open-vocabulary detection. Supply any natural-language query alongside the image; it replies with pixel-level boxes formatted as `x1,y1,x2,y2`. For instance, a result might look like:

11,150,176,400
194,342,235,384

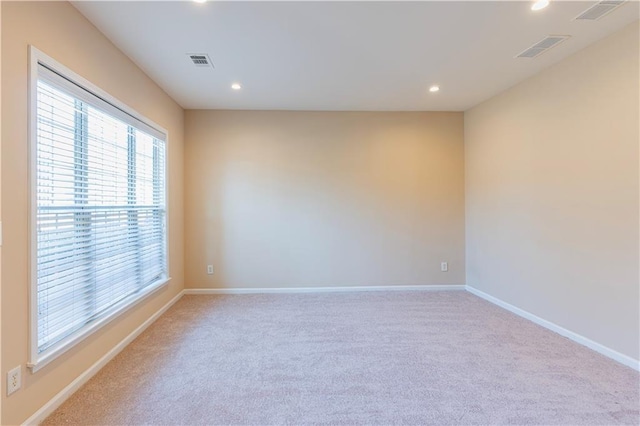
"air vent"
574,1,626,21
515,35,571,59
187,53,214,68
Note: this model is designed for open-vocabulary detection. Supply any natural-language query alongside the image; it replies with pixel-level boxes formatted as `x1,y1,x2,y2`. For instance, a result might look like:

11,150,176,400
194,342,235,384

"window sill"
28,277,171,373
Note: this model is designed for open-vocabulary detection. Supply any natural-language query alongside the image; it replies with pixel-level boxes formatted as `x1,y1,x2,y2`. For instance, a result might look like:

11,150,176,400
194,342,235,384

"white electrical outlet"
440,262,448,272
207,265,214,275
7,366,21,396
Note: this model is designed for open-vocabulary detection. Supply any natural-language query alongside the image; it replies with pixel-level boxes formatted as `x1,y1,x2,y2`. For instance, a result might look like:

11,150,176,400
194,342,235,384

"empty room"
1,0,639,424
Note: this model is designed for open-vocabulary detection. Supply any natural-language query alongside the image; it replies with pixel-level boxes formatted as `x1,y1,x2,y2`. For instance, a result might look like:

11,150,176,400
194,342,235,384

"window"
29,48,169,371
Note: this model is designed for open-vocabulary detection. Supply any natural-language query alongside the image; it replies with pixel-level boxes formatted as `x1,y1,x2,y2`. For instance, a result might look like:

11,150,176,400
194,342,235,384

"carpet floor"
43,291,639,425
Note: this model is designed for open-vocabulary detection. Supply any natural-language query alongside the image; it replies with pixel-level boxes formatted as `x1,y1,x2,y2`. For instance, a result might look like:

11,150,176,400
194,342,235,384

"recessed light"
429,85,440,93
193,0,207,3
531,0,549,11
231,83,242,90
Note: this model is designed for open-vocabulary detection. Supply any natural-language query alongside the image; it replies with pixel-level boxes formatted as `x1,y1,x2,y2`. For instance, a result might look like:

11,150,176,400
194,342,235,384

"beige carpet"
43,291,639,425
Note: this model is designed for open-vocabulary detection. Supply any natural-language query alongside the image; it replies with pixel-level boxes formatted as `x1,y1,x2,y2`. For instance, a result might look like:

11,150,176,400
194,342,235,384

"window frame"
28,46,171,372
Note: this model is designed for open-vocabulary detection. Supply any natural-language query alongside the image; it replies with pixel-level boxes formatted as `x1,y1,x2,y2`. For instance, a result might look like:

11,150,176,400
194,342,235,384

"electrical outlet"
207,265,214,275
440,262,448,272
7,366,21,396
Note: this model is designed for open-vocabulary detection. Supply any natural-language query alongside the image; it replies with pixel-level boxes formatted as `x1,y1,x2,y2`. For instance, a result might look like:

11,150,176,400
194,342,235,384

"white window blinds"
33,61,168,365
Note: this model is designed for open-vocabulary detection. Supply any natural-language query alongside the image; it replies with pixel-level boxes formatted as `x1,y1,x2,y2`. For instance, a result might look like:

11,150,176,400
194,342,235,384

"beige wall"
465,22,639,361
1,2,184,424
185,111,465,289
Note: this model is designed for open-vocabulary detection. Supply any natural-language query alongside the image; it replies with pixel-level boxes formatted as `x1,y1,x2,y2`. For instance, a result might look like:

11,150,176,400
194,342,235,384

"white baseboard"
466,285,640,371
23,290,185,425
184,284,466,295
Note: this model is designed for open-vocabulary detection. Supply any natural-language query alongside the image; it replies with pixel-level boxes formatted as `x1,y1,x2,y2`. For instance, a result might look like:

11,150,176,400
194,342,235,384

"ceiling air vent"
515,35,571,59
574,1,626,21
187,53,214,68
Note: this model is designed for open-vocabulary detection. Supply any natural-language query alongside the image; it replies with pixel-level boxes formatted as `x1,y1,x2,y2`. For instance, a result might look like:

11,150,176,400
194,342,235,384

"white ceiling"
73,1,639,111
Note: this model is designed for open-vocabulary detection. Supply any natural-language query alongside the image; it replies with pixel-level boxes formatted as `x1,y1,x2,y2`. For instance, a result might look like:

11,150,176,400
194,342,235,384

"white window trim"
28,46,171,373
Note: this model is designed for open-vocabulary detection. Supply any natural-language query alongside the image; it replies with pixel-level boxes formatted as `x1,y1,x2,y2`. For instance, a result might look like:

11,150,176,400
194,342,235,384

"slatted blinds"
34,63,167,362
